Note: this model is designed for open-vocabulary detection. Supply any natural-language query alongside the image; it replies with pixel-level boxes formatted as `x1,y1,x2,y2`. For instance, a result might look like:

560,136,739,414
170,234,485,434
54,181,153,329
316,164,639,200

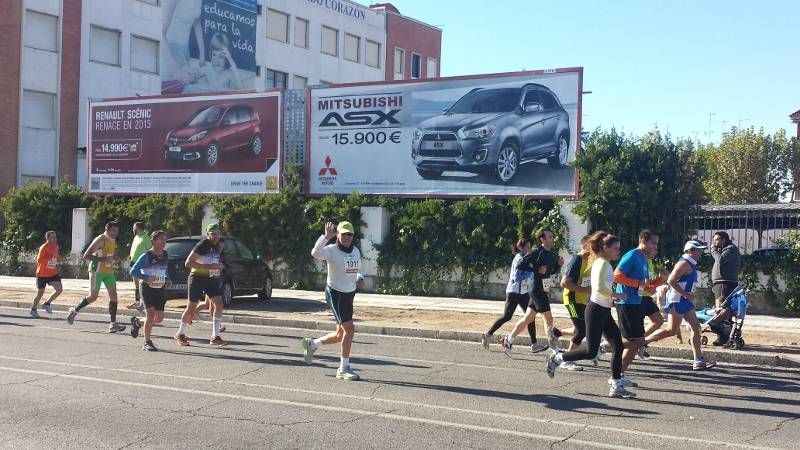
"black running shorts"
325,286,355,324
616,303,645,339
528,291,551,313
142,285,167,311
188,274,222,302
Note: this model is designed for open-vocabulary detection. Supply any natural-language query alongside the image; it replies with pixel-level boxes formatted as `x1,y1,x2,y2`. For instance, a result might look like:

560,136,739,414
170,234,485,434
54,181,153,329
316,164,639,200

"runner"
301,221,365,381
66,222,125,333
129,231,171,351
546,231,635,398
127,222,151,311
175,223,227,347
645,240,717,370
481,238,539,352
557,235,592,370
612,230,659,387
637,255,669,359
30,231,63,318
499,229,564,355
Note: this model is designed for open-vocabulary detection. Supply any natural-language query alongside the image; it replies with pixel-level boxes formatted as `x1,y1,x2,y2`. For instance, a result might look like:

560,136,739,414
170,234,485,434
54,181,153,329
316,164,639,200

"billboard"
161,0,258,94
88,91,282,194
307,68,582,197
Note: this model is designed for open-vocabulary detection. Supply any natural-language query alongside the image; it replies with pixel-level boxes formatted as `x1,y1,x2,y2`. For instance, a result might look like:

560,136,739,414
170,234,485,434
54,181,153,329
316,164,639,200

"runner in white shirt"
302,221,365,381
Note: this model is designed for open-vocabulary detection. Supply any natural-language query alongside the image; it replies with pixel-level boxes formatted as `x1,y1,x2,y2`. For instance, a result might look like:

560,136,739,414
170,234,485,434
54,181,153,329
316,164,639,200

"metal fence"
683,203,800,254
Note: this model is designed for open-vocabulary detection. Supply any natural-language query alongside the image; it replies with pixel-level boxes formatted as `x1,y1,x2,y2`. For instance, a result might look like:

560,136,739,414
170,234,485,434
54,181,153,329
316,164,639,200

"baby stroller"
697,285,749,350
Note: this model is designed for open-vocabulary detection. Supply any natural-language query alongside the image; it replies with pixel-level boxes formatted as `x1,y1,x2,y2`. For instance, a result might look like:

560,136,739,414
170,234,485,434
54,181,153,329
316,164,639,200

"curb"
6,300,799,369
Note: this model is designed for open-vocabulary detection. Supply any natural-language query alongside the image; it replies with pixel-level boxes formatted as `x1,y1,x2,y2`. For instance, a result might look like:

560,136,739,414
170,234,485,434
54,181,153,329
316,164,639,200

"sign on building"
161,0,258,94
307,68,583,197
88,91,282,194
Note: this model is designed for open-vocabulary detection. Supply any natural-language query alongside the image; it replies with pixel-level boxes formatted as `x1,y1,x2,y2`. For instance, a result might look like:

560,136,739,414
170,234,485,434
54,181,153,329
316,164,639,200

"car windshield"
185,106,223,127
447,88,521,114
164,240,197,260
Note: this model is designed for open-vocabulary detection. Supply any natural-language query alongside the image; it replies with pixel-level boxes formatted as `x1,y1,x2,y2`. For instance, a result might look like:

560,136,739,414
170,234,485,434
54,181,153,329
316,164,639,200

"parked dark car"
412,83,571,183
163,235,273,306
164,103,262,168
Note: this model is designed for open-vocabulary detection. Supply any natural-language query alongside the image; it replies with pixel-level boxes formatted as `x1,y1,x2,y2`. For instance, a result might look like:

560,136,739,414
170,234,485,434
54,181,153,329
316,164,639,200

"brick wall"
59,0,82,184
0,1,23,193
383,12,442,81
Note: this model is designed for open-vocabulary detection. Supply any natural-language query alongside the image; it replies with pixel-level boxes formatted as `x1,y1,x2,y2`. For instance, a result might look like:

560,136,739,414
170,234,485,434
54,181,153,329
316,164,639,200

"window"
365,40,380,68
90,25,121,66
239,106,253,123
136,0,159,5
225,240,242,258
21,175,54,187
266,68,287,88
293,75,307,89
236,241,255,259
426,57,437,79
393,48,404,79
411,53,421,79
267,9,289,43
523,89,541,108
321,26,338,56
319,80,333,86
539,92,556,111
344,33,359,62
24,10,58,52
294,17,309,49
22,90,56,129
130,35,159,74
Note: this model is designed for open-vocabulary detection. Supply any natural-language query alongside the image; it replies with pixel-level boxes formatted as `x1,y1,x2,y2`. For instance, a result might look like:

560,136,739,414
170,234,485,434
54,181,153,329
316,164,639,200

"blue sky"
380,0,799,143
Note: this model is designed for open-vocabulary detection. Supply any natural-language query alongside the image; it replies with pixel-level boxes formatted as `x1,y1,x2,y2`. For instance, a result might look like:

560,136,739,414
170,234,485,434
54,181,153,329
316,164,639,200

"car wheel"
205,143,220,168
548,134,569,169
494,142,519,183
258,277,273,302
250,135,263,156
222,280,233,307
416,168,442,179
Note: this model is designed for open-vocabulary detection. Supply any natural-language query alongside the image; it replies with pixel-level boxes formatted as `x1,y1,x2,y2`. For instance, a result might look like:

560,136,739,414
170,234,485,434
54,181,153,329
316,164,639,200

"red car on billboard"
164,103,263,167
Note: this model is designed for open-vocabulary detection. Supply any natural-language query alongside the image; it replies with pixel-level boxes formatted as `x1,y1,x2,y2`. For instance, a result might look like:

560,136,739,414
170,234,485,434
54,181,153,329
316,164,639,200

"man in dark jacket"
710,231,741,345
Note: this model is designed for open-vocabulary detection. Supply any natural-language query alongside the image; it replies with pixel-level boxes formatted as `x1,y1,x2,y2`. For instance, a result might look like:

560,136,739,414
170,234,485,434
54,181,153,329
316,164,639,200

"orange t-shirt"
36,242,60,277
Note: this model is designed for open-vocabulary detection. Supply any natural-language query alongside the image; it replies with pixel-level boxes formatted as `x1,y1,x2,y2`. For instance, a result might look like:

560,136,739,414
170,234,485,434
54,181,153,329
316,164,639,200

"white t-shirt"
311,235,363,293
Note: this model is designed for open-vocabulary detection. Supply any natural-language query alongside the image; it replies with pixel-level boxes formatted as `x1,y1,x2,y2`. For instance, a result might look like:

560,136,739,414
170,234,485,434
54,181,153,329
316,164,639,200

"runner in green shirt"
128,222,151,311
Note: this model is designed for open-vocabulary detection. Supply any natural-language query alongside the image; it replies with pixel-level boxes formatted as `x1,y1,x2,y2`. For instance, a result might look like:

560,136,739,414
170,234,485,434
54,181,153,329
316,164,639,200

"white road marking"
0,365,641,450
0,355,777,450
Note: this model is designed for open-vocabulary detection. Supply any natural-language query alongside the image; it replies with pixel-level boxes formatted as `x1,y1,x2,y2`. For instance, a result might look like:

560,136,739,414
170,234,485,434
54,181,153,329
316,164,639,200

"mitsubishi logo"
319,155,338,176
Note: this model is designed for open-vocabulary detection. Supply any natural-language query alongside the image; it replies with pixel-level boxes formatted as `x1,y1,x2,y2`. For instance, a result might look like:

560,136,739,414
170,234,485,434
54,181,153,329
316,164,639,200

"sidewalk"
2,275,799,367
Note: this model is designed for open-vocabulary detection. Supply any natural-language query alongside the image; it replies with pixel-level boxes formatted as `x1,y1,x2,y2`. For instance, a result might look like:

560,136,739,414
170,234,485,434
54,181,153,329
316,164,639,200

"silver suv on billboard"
411,83,571,183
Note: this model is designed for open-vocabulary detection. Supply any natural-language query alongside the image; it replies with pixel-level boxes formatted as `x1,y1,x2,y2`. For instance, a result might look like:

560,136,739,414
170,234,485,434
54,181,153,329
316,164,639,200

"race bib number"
580,277,591,288
521,277,531,292
143,268,167,288
47,257,58,269
344,255,360,274
542,278,555,292
209,253,221,278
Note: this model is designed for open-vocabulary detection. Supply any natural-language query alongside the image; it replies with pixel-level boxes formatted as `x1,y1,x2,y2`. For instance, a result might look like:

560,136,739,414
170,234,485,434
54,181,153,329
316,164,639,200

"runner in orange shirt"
30,231,63,318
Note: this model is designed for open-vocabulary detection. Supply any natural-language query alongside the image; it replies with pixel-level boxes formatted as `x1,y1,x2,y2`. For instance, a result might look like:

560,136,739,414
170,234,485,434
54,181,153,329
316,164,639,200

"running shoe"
130,317,141,339
609,384,637,398
637,345,650,360
174,334,190,346
66,307,77,325
136,302,145,312
126,302,140,310
530,343,549,354
142,341,158,352
42,302,53,314
547,327,560,350
500,336,513,357
481,333,490,350
693,359,717,371
109,322,126,333
336,367,360,381
30,309,40,319
209,336,228,347
545,350,559,378
608,375,638,388
301,338,315,364
560,361,583,371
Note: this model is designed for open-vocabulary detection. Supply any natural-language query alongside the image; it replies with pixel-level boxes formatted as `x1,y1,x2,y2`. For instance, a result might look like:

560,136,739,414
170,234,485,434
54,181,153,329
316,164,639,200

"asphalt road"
1,306,798,449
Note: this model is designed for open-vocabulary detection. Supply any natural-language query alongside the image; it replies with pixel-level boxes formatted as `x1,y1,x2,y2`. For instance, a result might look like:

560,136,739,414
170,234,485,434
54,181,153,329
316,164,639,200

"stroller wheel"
734,338,745,350
701,335,708,346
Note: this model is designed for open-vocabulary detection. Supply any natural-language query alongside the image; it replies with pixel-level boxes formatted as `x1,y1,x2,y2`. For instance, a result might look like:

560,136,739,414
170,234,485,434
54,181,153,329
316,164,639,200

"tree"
573,128,706,258
699,127,795,204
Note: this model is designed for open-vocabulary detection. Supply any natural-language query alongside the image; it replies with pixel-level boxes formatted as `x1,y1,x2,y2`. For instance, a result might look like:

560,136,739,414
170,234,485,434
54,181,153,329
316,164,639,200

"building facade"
0,0,441,192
